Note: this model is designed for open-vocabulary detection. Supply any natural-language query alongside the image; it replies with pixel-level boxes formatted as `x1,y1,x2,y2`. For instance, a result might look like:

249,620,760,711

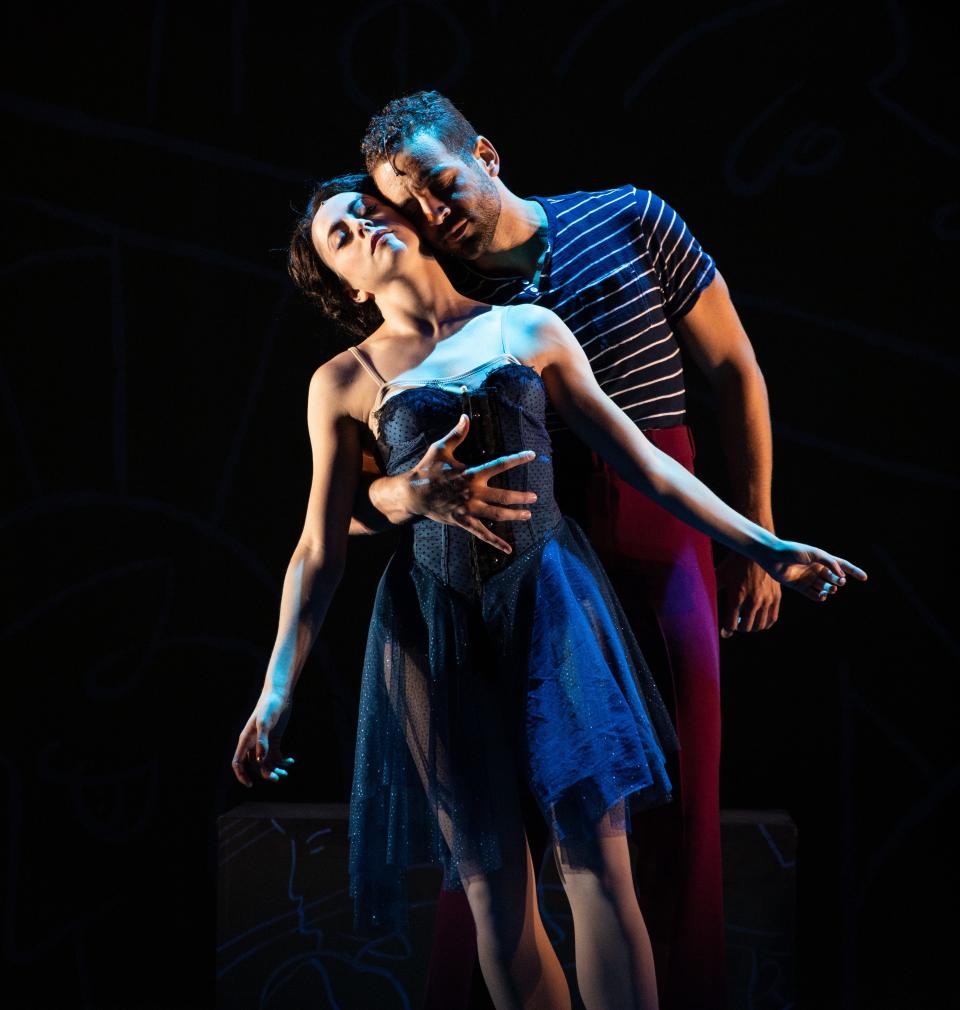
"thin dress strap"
347,345,387,388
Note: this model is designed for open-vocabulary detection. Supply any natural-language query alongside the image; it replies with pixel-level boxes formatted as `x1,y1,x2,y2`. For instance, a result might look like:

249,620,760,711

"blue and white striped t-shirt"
442,185,717,435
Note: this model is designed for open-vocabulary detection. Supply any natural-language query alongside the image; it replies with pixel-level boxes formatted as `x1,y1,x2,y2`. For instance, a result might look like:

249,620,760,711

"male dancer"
349,90,780,1010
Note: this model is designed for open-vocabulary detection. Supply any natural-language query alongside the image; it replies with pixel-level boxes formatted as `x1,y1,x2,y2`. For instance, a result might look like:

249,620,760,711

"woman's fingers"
837,557,868,581
776,561,842,602
815,550,868,583
232,748,256,787
256,750,294,782
232,723,258,787
809,564,841,601
232,748,294,787
808,564,831,595
232,753,252,787
232,700,297,787
775,543,867,601
808,561,850,597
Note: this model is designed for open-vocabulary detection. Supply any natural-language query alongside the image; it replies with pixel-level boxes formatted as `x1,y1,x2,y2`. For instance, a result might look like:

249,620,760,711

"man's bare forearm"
348,471,415,534
714,364,776,533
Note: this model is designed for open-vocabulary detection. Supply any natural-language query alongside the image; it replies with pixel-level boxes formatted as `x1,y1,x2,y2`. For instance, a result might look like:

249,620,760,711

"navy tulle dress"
345,305,680,935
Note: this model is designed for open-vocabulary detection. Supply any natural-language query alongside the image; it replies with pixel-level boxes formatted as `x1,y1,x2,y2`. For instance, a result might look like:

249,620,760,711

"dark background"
3,2,956,1007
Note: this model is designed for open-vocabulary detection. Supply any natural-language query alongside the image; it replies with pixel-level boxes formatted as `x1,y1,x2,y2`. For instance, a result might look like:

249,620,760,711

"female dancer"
231,173,866,1010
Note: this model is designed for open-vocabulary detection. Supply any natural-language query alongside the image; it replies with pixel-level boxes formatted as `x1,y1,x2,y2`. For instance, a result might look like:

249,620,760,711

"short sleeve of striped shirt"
634,188,716,322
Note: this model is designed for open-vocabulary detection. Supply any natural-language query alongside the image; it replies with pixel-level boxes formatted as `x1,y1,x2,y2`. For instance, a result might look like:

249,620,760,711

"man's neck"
472,195,548,281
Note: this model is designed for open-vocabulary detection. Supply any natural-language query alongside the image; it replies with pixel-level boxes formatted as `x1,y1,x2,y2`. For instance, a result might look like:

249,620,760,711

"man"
350,89,780,1010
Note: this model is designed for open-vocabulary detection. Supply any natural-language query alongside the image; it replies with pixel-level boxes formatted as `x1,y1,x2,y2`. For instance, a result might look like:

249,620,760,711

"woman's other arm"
263,361,362,695
522,305,867,597
232,361,362,785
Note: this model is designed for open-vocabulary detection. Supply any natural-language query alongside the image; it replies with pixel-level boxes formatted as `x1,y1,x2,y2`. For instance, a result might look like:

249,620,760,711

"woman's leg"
387,639,569,1010
582,429,725,1010
455,710,569,1010
554,808,659,1010
459,821,570,1010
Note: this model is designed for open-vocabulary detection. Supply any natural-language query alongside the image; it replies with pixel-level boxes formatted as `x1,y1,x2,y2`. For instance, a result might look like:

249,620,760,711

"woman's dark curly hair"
287,172,385,340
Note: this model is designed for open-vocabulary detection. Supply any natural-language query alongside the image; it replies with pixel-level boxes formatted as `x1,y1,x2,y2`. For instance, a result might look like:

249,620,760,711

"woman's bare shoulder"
502,303,569,366
507,302,559,324
307,348,378,424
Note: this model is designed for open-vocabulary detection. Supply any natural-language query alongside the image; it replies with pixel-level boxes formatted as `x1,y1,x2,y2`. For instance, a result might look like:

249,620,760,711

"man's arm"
347,419,539,549
672,268,782,634
673,269,774,529
348,452,408,535
633,186,780,633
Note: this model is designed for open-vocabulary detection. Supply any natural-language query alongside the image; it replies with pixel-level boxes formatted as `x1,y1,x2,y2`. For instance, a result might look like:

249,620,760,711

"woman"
231,173,866,1010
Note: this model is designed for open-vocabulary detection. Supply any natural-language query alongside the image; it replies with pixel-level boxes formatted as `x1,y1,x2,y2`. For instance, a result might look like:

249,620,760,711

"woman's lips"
371,230,391,252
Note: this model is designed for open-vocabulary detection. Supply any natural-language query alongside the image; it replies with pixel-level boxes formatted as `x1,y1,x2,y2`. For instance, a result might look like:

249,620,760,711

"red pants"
422,424,725,1010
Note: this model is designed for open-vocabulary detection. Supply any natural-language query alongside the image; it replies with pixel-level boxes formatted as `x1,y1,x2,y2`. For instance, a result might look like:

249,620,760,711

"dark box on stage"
216,804,795,1009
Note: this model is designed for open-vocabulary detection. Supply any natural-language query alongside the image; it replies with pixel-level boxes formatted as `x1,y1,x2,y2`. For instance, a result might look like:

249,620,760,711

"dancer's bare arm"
673,270,774,532
231,362,362,786
518,304,868,599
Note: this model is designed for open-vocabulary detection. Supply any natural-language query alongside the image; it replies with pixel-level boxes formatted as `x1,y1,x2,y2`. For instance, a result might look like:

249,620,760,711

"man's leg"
583,426,726,1010
423,888,484,1010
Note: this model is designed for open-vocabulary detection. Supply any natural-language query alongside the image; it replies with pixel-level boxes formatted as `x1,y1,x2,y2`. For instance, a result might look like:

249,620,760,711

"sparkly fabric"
347,358,680,935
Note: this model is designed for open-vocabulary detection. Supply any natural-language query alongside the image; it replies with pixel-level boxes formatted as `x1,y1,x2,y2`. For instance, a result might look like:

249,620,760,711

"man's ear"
473,135,500,178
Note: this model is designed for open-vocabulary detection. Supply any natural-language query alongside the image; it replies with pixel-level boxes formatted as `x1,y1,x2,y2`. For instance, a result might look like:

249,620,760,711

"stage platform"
217,803,796,1009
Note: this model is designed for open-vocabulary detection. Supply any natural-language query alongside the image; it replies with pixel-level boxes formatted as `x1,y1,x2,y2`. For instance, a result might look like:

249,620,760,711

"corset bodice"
375,361,563,598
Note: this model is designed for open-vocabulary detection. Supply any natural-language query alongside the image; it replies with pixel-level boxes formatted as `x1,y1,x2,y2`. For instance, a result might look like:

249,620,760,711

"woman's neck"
373,260,484,341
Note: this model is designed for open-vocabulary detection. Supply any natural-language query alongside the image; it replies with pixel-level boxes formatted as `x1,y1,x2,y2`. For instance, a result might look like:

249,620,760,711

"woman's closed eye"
338,204,379,247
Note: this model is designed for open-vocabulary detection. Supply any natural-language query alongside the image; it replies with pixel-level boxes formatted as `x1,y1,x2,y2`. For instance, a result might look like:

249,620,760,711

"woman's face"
310,191,419,301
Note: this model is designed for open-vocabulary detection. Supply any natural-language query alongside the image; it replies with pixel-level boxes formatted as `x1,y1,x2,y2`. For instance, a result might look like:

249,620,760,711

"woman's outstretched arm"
520,304,868,599
231,361,362,786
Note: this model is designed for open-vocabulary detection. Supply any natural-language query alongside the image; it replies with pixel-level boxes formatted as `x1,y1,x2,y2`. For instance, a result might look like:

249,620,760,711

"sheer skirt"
347,514,680,934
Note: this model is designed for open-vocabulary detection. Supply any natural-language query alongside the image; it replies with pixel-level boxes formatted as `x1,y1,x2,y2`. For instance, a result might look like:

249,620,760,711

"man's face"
371,131,502,260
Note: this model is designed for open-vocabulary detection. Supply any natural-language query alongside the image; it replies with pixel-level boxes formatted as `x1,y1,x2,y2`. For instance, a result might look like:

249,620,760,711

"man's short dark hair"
361,90,478,174
287,172,384,340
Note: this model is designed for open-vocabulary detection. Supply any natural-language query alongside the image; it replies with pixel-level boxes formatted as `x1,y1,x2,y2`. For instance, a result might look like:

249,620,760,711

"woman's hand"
379,414,539,553
760,540,868,602
231,689,296,788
